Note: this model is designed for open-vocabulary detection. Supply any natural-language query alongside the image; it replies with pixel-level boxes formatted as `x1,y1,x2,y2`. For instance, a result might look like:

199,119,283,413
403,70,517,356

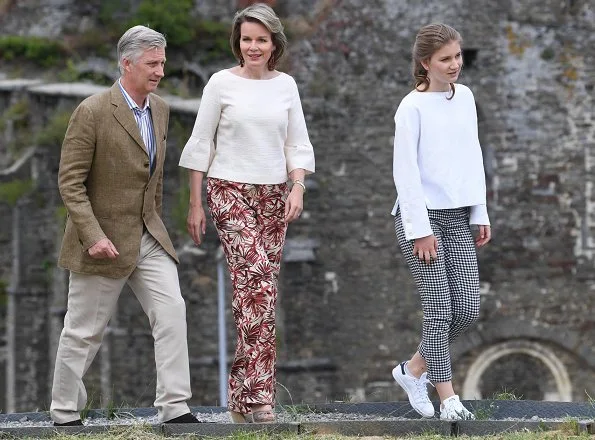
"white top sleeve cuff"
469,204,490,225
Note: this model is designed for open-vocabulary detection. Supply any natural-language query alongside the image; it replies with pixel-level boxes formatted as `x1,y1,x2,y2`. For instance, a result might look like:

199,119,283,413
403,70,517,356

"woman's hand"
284,185,304,223
413,234,438,264
475,225,491,247
187,204,207,245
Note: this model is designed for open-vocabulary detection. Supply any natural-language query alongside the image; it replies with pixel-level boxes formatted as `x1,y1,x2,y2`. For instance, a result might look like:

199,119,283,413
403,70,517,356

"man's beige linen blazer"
58,82,178,278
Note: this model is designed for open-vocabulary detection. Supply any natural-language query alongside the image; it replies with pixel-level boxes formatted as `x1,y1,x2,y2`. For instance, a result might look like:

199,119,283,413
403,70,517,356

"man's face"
122,46,166,97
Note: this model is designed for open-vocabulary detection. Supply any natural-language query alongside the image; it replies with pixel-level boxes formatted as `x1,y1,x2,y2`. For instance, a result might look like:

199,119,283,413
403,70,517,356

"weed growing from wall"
0,179,33,206
35,111,72,153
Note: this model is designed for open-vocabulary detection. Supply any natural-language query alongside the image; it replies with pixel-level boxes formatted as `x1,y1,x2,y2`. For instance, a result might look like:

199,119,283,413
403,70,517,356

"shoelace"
412,373,432,401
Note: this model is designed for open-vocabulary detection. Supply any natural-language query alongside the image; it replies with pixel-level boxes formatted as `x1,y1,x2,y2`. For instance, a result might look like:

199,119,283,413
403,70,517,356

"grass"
79,394,97,422
27,426,595,439
559,417,580,436
470,400,499,421
492,389,524,401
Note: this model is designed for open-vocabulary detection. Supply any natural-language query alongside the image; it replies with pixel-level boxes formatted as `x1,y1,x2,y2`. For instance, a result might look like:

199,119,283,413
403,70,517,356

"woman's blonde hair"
230,3,288,71
412,23,462,99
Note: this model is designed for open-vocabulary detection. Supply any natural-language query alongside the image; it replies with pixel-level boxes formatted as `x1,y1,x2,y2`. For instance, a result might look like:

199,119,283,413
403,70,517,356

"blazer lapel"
110,83,148,156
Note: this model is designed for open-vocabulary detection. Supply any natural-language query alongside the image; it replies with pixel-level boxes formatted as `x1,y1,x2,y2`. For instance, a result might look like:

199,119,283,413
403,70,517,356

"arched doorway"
462,340,572,401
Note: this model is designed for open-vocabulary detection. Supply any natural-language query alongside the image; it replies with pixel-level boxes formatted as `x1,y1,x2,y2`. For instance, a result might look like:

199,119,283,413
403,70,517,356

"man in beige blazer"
50,26,198,426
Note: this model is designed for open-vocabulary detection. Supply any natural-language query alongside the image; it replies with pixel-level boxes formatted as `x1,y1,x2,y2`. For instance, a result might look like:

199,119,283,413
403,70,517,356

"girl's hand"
475,225,491,247
413,235,438,264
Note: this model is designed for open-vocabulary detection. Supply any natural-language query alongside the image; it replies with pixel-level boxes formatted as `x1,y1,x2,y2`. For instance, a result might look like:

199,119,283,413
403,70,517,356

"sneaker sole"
392,366,435,418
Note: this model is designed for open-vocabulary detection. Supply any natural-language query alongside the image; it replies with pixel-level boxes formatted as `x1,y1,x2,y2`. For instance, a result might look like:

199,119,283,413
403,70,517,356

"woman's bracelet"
292,179,306,192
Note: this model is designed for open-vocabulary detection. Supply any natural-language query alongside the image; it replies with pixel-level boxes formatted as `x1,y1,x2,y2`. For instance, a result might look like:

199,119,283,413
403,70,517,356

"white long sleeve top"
179,69,315,184
391,84,490,240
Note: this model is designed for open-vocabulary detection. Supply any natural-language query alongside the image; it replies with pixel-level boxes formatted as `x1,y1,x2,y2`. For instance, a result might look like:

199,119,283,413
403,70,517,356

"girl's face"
422,40,463,91
239,21,275,70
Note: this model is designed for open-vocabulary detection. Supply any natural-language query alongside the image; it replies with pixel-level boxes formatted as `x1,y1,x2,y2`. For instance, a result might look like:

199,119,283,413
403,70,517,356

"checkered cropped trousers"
395,207,480,383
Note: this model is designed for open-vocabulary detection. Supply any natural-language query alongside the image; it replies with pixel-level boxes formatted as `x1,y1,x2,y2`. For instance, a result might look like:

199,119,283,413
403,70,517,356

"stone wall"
0,0,594,413
282,0,595,402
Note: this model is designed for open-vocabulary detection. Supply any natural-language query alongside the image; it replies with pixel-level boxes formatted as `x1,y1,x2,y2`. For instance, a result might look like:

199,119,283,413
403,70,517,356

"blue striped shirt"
118,80,156,174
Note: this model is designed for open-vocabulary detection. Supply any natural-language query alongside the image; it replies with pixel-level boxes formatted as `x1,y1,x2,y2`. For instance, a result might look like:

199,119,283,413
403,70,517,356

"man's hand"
88,238,119,259
413,234,438,264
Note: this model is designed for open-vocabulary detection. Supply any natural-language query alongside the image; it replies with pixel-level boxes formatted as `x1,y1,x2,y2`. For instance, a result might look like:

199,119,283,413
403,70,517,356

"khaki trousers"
50,232,192,423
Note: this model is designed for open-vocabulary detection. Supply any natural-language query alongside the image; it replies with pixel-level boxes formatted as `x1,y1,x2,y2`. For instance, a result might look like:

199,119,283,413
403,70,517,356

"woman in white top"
179,3,314,424
390,23,491,421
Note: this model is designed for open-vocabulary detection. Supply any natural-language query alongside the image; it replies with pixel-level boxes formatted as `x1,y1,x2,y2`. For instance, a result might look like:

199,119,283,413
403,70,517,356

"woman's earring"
239,55,245,67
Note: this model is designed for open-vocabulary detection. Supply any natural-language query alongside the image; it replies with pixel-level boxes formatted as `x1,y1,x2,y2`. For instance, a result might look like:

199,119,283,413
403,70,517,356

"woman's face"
239,21,275,69
422,40,463,90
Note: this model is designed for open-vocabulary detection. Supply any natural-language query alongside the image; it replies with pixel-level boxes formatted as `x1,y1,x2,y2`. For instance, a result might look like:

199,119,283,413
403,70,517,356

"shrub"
131,0,195,48
0,36,66,67
0,179,33,206
35,111,73,150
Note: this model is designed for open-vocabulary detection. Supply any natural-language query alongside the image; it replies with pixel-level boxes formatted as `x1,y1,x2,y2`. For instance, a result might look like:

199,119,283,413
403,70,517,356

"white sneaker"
440,395,475,420
392,362,435,418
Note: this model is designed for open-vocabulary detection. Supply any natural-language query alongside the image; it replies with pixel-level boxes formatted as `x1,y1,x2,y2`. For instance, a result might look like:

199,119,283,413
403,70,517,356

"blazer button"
144,162,149,168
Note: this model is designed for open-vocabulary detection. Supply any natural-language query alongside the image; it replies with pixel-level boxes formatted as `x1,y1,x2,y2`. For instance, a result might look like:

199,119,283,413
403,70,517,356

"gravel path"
0,410,571,429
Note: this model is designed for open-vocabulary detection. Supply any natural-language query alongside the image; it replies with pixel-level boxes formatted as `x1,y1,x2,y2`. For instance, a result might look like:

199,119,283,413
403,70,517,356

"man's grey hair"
117,25,167,74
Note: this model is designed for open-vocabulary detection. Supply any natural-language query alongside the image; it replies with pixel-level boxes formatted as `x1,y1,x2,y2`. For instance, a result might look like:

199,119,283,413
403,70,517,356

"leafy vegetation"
35,111,73,151
133,0,195,48
0,278,8,307
2,99,29,126
0,179,33,206
172,168,190,234
0,35,67,67
0,100,31,156
1,0,232,79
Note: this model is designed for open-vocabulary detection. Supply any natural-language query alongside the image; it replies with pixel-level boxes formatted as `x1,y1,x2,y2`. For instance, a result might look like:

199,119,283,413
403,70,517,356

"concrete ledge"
310,401,428,418
162,422,299,436
453,420,561,436
1,419,593,438
301,420,452,436
0,424,160,438
2,401,595,438
463,400,595,419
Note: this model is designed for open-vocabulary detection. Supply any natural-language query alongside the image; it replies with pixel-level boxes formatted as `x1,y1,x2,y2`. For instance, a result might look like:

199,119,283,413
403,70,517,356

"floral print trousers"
206,178,288,414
